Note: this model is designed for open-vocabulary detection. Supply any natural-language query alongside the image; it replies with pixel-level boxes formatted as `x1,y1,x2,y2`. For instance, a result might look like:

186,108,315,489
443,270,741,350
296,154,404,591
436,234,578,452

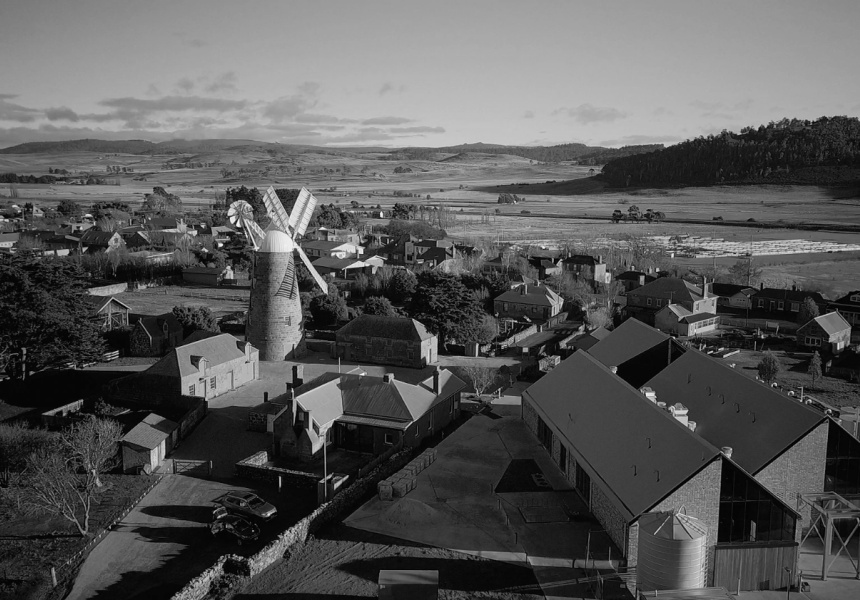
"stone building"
334,315,437,368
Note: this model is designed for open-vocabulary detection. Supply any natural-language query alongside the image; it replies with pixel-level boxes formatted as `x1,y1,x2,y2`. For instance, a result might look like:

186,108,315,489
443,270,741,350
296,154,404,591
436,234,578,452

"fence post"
51,567,57,588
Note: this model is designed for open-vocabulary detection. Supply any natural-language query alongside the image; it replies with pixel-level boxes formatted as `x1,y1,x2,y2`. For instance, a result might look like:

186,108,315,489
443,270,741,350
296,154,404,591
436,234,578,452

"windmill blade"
241,215,266,251
262,186,291,234
295,244,329,295
288,187,317,239
275,252,298,300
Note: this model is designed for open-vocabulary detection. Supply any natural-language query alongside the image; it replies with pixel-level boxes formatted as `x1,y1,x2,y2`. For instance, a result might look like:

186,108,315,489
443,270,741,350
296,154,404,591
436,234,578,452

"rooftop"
337,314,435,342
799,311,851,336
122,413,178,450
588,318,669,369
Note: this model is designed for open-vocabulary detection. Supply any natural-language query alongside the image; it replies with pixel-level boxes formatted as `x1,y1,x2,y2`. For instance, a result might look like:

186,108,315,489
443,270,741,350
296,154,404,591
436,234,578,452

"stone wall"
170,447,415,600
234,451,319,489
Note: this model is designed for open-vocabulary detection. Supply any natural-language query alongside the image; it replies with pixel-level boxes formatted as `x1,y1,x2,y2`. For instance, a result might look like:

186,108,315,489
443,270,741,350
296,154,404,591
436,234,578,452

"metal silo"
637,510,708,592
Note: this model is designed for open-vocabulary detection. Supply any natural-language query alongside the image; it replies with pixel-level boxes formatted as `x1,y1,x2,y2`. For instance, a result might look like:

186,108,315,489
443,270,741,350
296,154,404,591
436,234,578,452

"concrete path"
345,408,617,598
65,475,244,600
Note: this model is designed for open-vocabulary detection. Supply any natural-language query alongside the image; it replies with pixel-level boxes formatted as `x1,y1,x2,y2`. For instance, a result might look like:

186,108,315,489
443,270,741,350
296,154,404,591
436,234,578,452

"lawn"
726,347,860,409
0,474,157,600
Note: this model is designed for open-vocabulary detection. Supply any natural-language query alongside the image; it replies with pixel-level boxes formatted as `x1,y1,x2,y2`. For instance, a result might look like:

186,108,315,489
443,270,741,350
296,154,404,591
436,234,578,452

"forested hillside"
601,116,860,187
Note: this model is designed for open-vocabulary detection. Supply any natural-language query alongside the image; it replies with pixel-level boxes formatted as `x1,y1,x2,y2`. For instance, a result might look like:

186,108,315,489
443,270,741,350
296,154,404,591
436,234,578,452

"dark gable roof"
340,373,413,421
81,295,131,313
614,338,687,389
711,283,755,297
337,315,434,342
616,270,655,283
831,290,860,306
80,229,118,245
643,350,825,475
147,333,246,378
524,351,720,522
136,313,183,338
495,283,562,307
753,288,826,304
628,277,704,303
122,413,178,450
588,318,669,369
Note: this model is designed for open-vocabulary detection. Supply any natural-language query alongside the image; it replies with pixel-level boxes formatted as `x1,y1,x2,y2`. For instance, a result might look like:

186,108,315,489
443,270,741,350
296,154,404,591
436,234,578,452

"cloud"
553,104,628,124
295,113,350,124
379,82,406,96
0,96,41,123
389,126,445,134
262,82,321,122
100,96,247,113
145,84,161,97
175,77,195,94
185,39,208,48
204,72,238,94
652,107,672,117
362,116,412,125
44,107,80,122
523,110,534,119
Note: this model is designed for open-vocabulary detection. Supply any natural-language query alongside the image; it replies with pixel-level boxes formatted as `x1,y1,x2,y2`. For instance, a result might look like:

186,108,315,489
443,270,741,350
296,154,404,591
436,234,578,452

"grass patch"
0,474,158,600
727,348,859,408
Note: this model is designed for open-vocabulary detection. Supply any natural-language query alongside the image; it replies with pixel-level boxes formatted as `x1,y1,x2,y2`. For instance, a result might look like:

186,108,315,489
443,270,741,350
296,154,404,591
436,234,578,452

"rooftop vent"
669,403,689,427
610,366,618,374
687,420,697,432
640,387,657,403
383,373,395,384
721,446,733,459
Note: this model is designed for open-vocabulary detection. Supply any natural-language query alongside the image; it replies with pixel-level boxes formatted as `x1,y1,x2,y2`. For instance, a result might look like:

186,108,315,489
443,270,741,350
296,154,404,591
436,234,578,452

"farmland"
3,149,860,295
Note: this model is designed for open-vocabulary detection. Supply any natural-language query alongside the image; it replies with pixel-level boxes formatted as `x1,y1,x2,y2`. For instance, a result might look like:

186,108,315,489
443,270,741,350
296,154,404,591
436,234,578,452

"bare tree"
462,365,499,398
585,307,612,330
63,416,123,488
24,417,122,536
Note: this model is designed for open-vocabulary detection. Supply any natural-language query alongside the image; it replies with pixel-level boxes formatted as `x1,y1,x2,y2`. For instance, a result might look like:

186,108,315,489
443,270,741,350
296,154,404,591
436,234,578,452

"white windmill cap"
259,229,294,253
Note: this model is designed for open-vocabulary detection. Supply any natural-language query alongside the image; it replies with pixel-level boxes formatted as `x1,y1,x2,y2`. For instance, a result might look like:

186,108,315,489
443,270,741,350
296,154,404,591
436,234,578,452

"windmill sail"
263,186,291,233
295,244,329,294
288,187,318,238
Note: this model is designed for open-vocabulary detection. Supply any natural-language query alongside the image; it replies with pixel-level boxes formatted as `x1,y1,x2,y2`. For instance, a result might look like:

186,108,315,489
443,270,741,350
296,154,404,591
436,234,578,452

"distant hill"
0,137,662,164
601,116,860,187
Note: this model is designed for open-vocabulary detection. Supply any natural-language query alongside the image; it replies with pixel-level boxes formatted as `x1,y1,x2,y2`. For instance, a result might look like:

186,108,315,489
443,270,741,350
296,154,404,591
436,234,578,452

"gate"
173,459,212,477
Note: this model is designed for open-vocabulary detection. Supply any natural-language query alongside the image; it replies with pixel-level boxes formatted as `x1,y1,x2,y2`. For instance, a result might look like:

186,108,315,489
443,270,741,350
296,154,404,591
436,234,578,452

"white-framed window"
188,384,195,395
778,301,784,310
791,302,800,312
656,298,662,307
850,294,860,303
383,433,394,446
758,299,764,308
210,376,216,390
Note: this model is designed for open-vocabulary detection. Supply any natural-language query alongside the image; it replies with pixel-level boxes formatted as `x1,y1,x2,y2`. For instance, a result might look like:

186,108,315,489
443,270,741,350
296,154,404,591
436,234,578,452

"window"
758,299,764,308
718,460,796,543
647,297,653,306
574,462,591,501
503,302,509,311
384,433,394,446
656,298,662,307
414,424,420,438
188,384,195,395
805,337,822,346
778,301,784,310
559,445,567,473
313,421,320,435
791,302,800,312
449,400,453,415
825,421,860,494
537,416,553,449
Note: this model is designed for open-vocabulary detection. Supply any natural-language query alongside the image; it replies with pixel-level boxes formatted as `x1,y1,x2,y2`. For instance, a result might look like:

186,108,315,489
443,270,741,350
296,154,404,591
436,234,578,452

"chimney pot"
610,366,618,374
721,446,733,458
383,373,395,383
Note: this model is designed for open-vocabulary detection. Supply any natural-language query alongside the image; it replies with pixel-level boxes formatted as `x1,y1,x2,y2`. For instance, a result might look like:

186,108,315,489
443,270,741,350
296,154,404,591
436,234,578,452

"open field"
3,150,859,295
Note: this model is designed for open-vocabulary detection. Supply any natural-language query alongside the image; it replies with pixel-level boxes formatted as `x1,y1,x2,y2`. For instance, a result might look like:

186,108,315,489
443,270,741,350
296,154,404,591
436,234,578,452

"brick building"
129,313,184,356
494,283,563,321
625,277,717,326
750,287,827,319
829,290,860,327
334,315,438,368
522,319,860,591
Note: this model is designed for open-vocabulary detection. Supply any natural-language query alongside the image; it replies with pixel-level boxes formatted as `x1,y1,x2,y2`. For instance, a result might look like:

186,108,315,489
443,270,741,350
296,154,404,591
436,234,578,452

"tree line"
601,116,860,187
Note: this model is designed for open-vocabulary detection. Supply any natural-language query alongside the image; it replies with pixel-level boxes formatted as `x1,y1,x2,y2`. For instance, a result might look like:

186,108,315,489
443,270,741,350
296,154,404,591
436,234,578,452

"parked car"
216,491,278,521
210,512,260,545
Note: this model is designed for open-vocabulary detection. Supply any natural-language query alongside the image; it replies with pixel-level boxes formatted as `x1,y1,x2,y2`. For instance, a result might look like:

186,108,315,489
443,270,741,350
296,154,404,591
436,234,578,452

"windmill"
231,187,329,361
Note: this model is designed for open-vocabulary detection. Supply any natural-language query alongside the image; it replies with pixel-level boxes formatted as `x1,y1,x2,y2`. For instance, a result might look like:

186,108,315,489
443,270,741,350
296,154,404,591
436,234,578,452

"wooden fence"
173,459,212,478
713,541,797,591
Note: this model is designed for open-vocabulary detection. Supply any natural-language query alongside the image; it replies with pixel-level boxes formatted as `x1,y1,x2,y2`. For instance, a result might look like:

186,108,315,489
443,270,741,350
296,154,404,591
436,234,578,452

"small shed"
121,413,178,473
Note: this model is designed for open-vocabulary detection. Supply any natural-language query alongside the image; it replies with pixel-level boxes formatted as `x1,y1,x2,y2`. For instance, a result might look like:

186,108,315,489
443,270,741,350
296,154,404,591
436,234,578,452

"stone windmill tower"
230,187,328,361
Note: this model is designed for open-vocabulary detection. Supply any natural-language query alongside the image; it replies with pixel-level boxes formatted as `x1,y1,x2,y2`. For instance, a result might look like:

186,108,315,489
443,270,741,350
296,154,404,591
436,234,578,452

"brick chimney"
383,373,395,383
292,364,304,388
432,367,440,394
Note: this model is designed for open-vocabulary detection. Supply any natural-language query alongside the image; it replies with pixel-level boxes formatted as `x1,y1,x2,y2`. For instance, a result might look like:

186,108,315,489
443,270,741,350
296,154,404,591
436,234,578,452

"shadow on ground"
139,505,212,523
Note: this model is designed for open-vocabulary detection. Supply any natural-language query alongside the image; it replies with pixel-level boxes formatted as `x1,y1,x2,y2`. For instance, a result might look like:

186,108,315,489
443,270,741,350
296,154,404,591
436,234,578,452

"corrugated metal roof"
147,333,247,378
122,413,177,450
644,350,825,475
495,283,562,307
588,318,669,369
340,374,413,421
801,311,850,336
337,315,435,342
524,351,721,522
629,277,704,303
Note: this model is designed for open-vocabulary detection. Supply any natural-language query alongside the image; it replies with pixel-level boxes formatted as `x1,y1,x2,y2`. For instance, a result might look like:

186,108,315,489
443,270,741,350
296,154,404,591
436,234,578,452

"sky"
1,0,858,150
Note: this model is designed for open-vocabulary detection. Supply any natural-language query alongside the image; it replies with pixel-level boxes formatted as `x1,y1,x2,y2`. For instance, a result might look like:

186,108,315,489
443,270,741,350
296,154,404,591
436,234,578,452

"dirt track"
235,524,543,600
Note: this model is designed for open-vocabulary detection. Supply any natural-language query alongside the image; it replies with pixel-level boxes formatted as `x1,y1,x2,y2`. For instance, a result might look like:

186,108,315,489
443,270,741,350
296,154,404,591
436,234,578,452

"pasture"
3,149,859,294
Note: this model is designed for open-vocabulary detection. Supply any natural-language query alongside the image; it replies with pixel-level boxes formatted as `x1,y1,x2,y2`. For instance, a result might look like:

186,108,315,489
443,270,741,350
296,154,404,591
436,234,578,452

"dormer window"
851,294,860,303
